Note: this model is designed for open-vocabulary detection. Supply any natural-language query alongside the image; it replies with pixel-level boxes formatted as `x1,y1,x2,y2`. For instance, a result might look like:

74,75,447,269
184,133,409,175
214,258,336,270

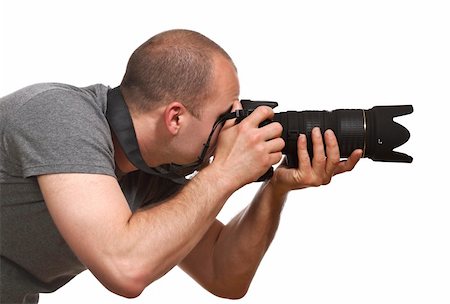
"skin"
37,54,362,299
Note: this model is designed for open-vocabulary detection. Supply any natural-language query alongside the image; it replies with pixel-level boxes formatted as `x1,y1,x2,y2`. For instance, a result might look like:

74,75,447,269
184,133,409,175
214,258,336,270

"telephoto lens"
239,100,413,169
274,106,413,168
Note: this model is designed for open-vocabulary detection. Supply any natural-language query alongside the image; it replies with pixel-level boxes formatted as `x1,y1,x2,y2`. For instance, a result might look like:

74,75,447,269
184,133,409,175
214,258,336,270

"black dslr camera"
237,100,413,169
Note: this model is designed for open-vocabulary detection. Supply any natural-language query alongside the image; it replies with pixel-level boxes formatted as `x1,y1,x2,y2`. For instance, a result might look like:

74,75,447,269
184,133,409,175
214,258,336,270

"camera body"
237,99,413,170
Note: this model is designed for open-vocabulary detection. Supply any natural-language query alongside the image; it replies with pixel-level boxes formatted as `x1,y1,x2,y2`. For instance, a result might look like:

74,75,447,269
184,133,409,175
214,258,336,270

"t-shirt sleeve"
4,88,115,178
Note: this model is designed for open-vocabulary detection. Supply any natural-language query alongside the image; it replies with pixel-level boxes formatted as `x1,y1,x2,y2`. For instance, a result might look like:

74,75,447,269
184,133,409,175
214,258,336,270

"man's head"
120,29,235,118
115,29,240,173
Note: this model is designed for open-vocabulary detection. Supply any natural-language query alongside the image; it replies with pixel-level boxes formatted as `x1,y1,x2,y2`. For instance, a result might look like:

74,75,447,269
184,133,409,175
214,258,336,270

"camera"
237,100,413,169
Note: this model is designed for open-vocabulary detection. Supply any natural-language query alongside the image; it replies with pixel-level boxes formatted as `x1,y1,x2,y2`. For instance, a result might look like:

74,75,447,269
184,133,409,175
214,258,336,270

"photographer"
0,29,362,303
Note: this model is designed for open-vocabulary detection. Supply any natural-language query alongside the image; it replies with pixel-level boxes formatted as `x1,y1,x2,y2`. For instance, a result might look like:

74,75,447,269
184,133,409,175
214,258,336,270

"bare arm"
37,106,282,298
38,168,233,298
179,180,286,299
178,127,362,299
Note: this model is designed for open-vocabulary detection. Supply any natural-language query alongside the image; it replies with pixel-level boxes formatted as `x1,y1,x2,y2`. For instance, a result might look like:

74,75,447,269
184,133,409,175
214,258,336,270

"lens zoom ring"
335,110,365,157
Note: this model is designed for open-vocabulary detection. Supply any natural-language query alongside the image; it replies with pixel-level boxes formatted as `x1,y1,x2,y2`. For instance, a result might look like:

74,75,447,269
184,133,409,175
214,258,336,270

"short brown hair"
120,29,233,117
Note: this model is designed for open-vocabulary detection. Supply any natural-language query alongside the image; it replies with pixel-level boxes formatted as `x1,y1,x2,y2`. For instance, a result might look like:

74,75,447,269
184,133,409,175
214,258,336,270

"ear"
163,102,188,135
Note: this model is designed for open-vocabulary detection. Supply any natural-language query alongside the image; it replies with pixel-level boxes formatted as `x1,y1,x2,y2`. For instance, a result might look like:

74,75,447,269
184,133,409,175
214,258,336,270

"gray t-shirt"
0,83,182,303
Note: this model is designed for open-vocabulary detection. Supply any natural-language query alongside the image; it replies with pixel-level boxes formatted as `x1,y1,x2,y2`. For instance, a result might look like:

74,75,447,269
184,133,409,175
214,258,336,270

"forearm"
211,180,287,297
102,167,236,295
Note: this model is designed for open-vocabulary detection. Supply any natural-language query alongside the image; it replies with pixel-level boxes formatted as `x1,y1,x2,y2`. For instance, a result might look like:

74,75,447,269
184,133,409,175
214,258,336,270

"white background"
1,0,449,303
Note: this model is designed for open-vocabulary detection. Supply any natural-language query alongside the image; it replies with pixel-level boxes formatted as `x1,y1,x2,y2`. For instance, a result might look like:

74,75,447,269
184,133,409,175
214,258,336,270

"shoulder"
1,82,108,107
1,83,110,127
2,82,112,152
26,82,109,114
1,83,115,178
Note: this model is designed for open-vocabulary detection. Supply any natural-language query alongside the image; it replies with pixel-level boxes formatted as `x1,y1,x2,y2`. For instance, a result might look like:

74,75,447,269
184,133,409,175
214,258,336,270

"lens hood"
364,105,413,163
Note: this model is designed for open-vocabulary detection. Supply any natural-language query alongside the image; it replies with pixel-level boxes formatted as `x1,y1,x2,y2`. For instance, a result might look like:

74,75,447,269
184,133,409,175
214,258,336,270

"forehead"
208,55,240,113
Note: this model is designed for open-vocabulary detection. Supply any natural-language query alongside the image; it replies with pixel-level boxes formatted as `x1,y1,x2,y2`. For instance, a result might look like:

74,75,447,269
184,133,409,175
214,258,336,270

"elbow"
102,271,147,299
215,289,249,300
223,291,248,300
94,258,156,299
227,285,250,300
211,282,251,300
111,279,145,299
91,244,177,299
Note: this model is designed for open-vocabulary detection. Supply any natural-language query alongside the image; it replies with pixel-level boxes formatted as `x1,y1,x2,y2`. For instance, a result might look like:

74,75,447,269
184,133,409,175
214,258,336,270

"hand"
211,103,285,189
272,127,362,193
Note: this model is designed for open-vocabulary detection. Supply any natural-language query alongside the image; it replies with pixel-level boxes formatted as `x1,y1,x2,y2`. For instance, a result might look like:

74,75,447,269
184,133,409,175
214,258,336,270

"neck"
133,110,173,166
112,134,138,174
112,109,173,174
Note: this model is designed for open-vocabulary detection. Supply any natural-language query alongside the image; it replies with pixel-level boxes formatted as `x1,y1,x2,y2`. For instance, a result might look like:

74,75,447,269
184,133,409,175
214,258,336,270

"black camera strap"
106,87,188,184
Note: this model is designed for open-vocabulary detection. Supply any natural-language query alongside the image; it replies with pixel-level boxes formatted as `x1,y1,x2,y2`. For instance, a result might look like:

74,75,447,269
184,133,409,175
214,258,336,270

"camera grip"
234,102,278,182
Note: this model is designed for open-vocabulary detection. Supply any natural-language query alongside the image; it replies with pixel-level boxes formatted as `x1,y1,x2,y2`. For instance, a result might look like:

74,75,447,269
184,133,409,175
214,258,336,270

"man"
0,29,362,303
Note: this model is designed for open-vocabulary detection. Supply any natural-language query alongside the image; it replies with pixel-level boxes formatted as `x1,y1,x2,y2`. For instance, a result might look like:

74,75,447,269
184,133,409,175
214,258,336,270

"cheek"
191,136,206,154
210,124,224,147
185,124,211,155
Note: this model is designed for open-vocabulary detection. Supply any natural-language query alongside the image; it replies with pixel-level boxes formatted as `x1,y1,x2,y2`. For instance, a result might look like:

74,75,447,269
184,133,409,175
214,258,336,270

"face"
176,55,240,166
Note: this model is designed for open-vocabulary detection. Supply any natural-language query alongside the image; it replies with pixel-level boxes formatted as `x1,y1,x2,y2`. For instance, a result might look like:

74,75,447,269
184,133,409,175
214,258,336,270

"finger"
324,129,340,175
232,99,243,111
245,106,275,128
259,121,283,141
297,134,311,171
268,151,283,165
311,127,326,167
265,137,285,153
334,149,363,175
223,100,242,129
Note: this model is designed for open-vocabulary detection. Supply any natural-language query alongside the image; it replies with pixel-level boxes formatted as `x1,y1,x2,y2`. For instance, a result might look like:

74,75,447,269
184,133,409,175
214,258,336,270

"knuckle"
299,152,309,162
251,131,263,144
328,140,338,149
278,138,286,150
238,120,250,131
329,158,340,167
259,106,273,117
273,122,283,134
275,152,283,163
256,143,265,153
323,176,332,185
315,156,326,165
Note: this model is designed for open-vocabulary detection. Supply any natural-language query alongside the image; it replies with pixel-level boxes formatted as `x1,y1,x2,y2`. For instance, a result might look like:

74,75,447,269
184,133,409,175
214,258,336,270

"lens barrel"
273,105,413,167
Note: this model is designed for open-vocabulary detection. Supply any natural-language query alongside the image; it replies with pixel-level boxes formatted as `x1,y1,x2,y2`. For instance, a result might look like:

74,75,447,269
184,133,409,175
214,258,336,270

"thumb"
223,99,242,129
232,99,242,111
